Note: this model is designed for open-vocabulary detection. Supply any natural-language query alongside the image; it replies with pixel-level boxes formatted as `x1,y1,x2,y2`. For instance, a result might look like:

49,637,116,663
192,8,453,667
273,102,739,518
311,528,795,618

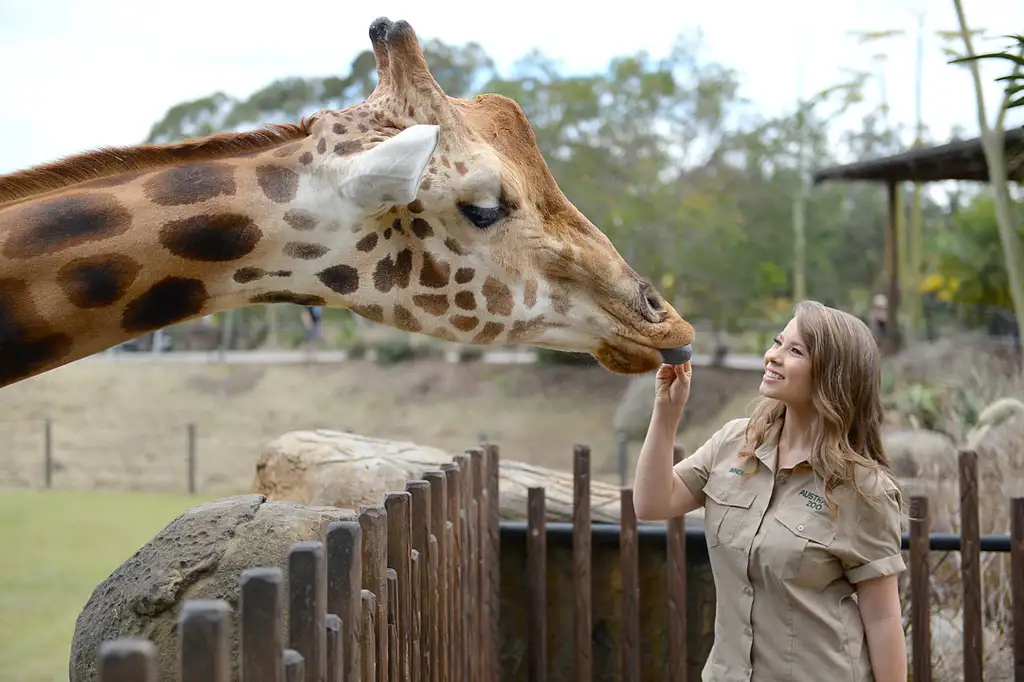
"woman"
633,300,907,682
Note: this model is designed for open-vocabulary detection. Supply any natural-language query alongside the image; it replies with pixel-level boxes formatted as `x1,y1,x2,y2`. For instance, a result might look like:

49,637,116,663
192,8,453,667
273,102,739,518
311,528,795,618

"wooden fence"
90,444,1023,681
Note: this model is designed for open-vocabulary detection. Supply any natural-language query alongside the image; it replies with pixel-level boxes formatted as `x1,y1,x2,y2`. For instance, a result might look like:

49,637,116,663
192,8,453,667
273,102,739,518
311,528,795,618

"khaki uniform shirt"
674,418,905,682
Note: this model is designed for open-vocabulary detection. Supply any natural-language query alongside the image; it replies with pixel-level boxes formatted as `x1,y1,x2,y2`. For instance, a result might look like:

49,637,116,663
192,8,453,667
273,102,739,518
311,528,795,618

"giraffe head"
303,17,693,374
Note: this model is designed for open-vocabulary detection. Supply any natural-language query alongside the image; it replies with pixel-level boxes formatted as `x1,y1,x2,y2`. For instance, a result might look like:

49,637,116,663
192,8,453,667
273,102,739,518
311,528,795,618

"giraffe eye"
458,202,506,229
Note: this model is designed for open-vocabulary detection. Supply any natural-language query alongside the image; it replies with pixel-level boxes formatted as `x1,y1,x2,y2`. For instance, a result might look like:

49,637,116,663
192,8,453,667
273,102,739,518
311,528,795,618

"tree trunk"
952,0,1024,369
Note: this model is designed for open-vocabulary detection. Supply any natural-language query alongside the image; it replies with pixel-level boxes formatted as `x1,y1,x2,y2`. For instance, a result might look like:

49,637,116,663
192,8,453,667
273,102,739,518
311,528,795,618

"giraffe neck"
0,144,358,388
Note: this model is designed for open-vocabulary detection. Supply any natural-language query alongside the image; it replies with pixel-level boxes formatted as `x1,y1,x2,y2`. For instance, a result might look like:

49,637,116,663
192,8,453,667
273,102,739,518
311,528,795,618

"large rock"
250,429,705,527
69,494,355,682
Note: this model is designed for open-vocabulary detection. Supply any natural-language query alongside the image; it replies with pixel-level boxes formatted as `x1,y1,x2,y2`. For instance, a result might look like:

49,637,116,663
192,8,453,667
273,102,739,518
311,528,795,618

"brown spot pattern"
419,252,449,289
334,140,361,155
483,276,514,316
454,292,476,311
143,162,236,206
298,152,313,165
249,291,326,306
351,304,383,323
256,165,299,204
373,249,413,292
444,237,468,255
121,276,209,333
0,278,74,386
393,304,421,332
508,316,550,343
454,268,475,284
450,315,478,332
333,123,348,134
317,264,360,295
317,137,327,155
407,199,424,213
284,209,317,231
411,218,432,239
551,284,572,315
472,321,504,343
413,294,448,316
283,241,329,260
2,193,133,259
355,233,379,252
56,254,142,309
233,267,265,283
454,161,468,176
433,328,456,342
159,213,262,262
524,279,538,308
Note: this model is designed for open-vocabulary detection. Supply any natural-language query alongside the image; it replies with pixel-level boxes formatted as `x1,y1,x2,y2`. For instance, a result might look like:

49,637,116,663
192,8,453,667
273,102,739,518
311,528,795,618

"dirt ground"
0,358,761,494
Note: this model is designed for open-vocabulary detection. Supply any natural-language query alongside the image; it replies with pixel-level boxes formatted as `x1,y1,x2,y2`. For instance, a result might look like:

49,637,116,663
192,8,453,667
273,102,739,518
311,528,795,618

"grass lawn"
0,489,221,682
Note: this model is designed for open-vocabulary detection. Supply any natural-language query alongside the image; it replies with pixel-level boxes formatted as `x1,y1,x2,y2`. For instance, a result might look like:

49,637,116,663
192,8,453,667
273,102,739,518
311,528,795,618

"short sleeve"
673,418,746,505
834,474,907,584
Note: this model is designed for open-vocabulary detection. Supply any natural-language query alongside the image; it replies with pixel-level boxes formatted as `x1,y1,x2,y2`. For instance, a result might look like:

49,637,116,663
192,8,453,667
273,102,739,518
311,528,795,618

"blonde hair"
740,300,900,515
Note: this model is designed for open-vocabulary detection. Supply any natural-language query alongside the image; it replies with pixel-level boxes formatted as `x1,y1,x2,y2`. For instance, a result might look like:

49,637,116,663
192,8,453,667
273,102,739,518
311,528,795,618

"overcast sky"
1,0,1022,176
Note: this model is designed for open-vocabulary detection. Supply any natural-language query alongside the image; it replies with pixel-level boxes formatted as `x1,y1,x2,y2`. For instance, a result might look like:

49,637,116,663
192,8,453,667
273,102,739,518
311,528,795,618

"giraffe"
0,17,694,390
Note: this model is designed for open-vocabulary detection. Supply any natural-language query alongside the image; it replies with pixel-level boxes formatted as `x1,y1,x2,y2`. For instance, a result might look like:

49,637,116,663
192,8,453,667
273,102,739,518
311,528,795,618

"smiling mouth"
764,368,784,380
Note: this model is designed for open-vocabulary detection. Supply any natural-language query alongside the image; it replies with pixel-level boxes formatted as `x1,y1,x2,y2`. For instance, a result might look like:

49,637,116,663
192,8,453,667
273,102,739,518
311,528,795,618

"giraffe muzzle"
659,344,693,365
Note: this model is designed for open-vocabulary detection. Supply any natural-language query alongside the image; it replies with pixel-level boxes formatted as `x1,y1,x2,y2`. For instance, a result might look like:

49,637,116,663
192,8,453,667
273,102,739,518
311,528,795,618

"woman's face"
759,316,813,408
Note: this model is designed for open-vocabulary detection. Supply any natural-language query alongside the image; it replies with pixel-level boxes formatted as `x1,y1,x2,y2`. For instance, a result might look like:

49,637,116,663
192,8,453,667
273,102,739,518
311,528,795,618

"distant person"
300,305,323,351
868,293,889,344
632,300,907,681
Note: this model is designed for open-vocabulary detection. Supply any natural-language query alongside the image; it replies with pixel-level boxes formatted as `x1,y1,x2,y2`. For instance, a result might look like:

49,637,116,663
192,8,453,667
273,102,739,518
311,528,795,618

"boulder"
69,494,355,682
249,429,705,527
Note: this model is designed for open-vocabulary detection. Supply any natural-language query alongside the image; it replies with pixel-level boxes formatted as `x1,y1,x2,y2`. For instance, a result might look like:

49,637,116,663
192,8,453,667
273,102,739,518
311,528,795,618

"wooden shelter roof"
812,125,1024,184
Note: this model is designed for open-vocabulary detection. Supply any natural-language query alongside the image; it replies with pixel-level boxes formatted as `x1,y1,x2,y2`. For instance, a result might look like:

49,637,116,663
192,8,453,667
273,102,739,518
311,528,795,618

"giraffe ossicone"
0,16,694,389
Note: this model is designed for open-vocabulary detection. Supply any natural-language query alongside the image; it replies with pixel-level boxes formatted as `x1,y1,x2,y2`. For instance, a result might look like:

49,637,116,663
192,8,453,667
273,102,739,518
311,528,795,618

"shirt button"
797,524,805,531
745,627,752,636
744,586,753,595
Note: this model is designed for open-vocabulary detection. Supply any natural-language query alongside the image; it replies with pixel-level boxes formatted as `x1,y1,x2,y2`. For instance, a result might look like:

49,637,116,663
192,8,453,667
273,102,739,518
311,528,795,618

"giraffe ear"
338,124,440,210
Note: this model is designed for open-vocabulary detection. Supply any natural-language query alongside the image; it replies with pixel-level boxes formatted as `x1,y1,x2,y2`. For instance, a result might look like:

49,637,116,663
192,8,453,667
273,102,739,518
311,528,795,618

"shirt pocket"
702,477,756,548
771,506,840,587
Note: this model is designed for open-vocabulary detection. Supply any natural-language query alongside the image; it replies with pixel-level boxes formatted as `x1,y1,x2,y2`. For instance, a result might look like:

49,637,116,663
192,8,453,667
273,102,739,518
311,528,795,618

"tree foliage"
144,28,1019,338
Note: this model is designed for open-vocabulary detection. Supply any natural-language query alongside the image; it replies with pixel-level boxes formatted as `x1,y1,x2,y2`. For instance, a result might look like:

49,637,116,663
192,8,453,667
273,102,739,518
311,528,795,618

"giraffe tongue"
659,344,692,365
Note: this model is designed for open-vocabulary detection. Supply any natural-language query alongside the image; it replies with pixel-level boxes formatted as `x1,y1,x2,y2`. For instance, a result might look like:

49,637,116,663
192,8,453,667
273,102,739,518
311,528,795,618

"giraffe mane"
0,114,321,207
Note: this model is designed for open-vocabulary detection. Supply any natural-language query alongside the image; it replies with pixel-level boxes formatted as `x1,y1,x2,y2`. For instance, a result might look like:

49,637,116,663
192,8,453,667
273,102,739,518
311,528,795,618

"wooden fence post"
527,486,547,682
289,541,326,682
959,449,982,681
909,495,931,682
97,639,157,682
667,445,687,682
238,566,285,682
360,505,389,680
573,444,592,682
178,600,232,682
326,520,363,682
1010,496,1023,681
620,487,640,682
385,491,413,682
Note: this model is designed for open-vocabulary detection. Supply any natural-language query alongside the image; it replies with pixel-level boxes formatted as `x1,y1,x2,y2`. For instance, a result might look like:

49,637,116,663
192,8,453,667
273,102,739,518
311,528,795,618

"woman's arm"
632,363,703,520
633,403,702,519
856,573,907,682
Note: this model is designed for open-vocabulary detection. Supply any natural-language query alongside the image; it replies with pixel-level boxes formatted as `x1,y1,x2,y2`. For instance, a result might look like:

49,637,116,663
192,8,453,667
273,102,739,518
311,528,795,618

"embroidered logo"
799,489,825,511
729,467,745,475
